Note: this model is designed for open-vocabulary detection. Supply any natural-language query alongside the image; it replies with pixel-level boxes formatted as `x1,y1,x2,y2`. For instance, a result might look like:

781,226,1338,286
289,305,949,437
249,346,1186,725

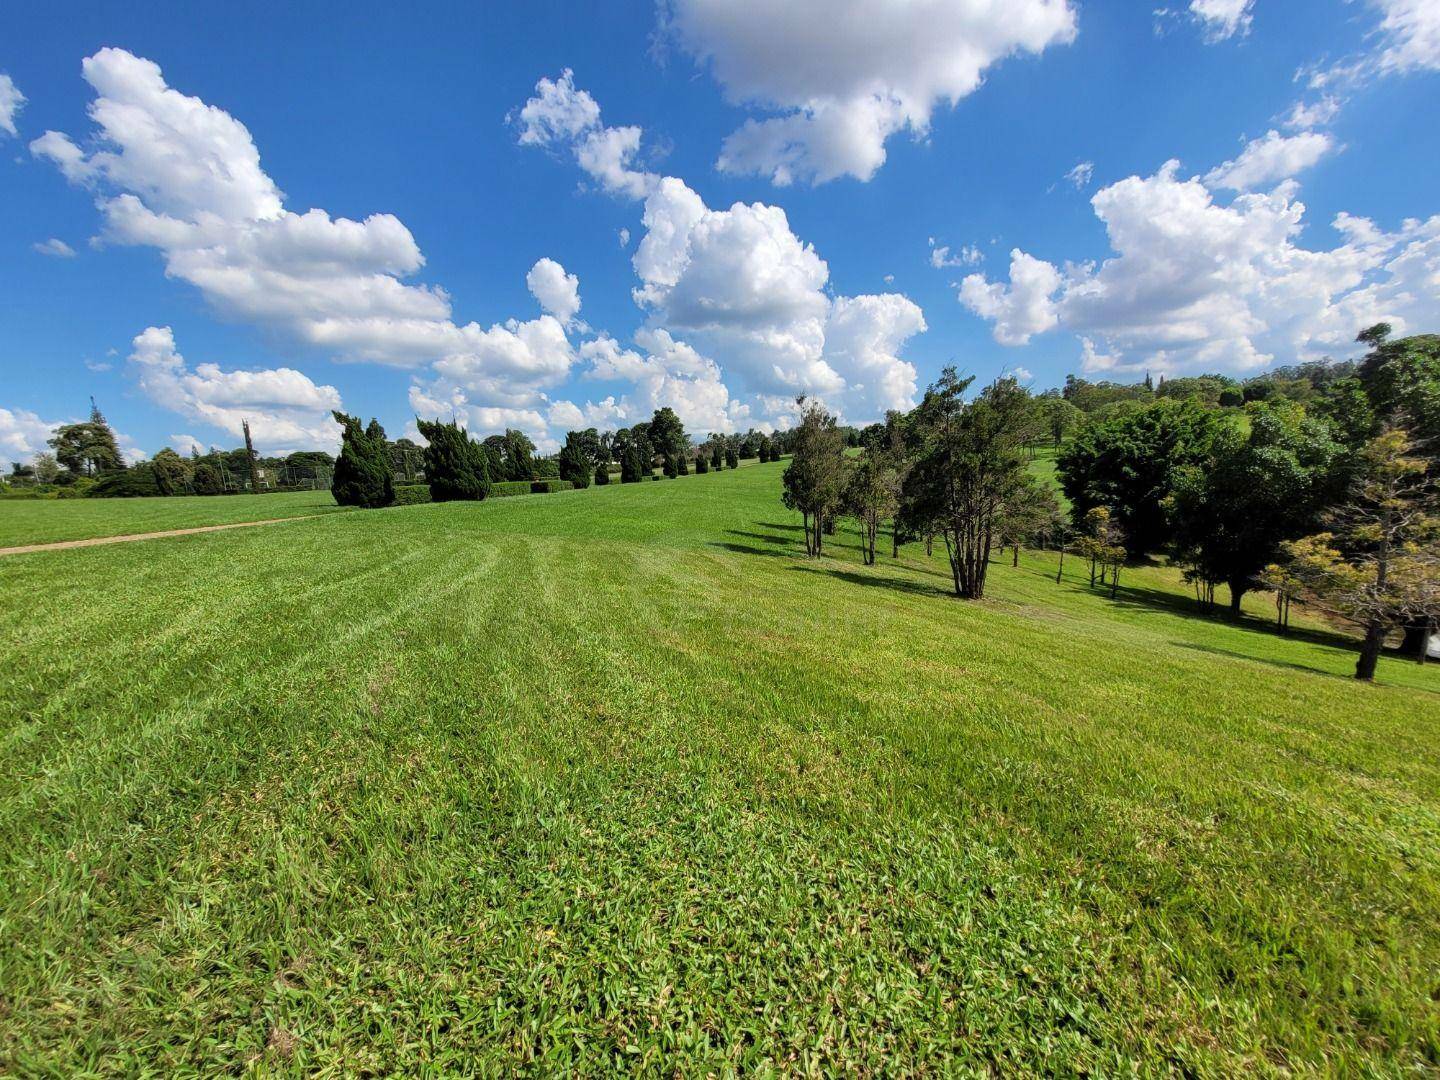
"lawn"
0,490,347,548
1,462,1436,1074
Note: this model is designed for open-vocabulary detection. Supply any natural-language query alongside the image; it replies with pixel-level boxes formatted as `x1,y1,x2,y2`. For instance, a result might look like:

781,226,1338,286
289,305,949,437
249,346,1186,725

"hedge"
530,479,572,494
392,484,432,505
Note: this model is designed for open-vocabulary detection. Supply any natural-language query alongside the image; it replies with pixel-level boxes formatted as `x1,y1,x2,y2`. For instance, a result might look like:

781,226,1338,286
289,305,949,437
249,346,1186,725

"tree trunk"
1399,619,1428,658
1356,622,1386,681
892,523,899,558
1056,546,1065,584
1416,619,1433,665
1228,582,1245,620
1012,544,1019,568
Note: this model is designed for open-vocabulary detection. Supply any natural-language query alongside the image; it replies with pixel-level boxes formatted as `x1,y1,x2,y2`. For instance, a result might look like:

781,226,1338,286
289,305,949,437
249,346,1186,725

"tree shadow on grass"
709,541,798,560
727,529,798,547
1175,641,1352,682
754,521,806,533
788,563,955,599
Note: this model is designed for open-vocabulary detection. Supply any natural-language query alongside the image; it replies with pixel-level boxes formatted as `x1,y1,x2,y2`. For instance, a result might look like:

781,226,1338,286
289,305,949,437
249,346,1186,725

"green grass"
0,490,347,547
2,463,1436,1074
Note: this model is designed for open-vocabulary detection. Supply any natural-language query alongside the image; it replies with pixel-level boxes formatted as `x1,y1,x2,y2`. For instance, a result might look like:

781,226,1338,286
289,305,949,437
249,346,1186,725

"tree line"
329,407,791,509
781,325,1438,681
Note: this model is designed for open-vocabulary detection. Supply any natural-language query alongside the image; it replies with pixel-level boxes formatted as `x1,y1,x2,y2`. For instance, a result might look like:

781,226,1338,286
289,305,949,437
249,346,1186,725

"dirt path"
0,515,320,557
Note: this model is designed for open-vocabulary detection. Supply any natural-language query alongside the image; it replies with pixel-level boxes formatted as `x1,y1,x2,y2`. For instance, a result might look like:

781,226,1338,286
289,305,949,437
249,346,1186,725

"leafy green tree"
417,418,490,501
332,411,395,508
695,454,710,474
758,435,774,463
558,431,593,488
619,430,649,483
663,453,679,479
903,371,1039,599
677,451,689,475
1169,402,1346,618
648,407,687,463
32,451,61,485
843,453,901,565
1278,426,1440,681
710,442,723,470
781,398,848,557
192,462,223,495
1058,398,1224,556
995,476,1063,568
503,429,535,482
725,441,739,469
150,447,192,496
49,401,123,477
1037,397,1083,448
594,462,610,485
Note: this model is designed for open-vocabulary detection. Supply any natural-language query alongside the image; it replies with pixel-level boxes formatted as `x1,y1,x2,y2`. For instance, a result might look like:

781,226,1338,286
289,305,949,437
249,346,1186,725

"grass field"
2,463,1437,1073
0,490,346,548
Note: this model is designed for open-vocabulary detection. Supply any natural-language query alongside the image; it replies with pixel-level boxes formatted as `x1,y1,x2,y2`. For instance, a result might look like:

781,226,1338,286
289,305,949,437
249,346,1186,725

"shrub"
332,411,395,508
725,445,739,469
677,455,689,476
530,479,572,494
88,466,161,498
594,465,610,486
417,418,490,502
695,456,709,474
663,454,679,479
392,484,432,505
192,463,223,495
491,480,534,497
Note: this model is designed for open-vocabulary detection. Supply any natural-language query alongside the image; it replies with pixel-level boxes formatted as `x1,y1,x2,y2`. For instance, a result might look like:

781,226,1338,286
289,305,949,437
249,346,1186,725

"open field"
0,490,347,548
2,462,1437,1073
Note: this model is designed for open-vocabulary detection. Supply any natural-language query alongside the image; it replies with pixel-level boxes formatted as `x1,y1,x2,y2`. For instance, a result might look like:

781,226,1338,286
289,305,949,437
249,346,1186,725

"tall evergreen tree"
331,411,395,508
558,431,593,488
417,418,490,501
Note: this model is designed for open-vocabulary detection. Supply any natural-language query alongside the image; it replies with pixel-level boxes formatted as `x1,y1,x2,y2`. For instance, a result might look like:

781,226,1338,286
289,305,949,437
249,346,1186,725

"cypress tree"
725,443,739,469
663,454,679,479
695,455,709,474
677,453,689,476
417,417,490,501
331,411,395,508
594,463,610,485
710,443,723,470
621,441,646,483
558,432,592,488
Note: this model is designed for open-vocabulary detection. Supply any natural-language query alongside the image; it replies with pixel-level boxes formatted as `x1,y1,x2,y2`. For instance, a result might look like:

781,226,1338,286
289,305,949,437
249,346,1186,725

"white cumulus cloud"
960,159,1440,375
526,257,582,326
128,325,344,452
662,0,1077,185
1204,129,1336,191
0,74,25,137
1188,0,1254,41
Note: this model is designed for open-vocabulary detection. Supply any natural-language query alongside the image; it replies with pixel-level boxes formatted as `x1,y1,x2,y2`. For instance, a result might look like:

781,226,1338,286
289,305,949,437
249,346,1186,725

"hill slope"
2,463,1436,1073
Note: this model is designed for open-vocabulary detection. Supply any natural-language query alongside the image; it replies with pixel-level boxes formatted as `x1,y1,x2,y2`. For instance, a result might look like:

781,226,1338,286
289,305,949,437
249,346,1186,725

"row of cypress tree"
332,413,493,508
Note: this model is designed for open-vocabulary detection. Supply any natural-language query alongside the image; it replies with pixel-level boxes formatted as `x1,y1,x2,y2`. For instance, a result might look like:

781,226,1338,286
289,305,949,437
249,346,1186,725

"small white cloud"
1282,96,1341,131
1189,0,1254,41
883,273,895,284
1064,161,1094,188
84,358,112,372
525,257,582,325
928,239,983,269
33,238,77,258
618,227,631,247
0,74,24,137
1204,129,1336,191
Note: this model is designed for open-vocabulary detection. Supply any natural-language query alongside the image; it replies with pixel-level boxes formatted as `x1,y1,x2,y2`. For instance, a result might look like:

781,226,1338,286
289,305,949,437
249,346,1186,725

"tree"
594,462,610,485
676,451,689,476
1057,398,1224,556
1168,402,1346,618
49,401,123,477
1037,397,1083,448
558,431,593,489
1277,426,1440,681
663,453,679,479
903,371,1040,599
995,477,1063,568
695,453,710,474
844,453,901,565
648,407,687,463
725,441,739,470
758,435,774,463
503,429,535,482
32,451,60,485
417,418,490,501
711,442,723,470
192,462,223,495
150,447,192,496
618,429,649,483
781,397,848,557
331,411,395,508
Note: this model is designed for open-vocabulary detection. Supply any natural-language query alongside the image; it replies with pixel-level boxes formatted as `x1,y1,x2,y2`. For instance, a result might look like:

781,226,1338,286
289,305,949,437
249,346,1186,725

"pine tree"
711,443,723,470
416,418,490,501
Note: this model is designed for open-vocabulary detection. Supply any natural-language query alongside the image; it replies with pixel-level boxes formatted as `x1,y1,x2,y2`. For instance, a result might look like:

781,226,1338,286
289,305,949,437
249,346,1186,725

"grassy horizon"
2,460,1436,1073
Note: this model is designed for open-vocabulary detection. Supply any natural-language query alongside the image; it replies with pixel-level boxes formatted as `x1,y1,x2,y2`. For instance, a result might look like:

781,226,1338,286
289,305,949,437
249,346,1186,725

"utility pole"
242,419,260,494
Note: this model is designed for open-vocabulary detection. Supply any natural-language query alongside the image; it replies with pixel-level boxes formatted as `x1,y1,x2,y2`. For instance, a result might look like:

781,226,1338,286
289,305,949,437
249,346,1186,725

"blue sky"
2,0,1437,459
